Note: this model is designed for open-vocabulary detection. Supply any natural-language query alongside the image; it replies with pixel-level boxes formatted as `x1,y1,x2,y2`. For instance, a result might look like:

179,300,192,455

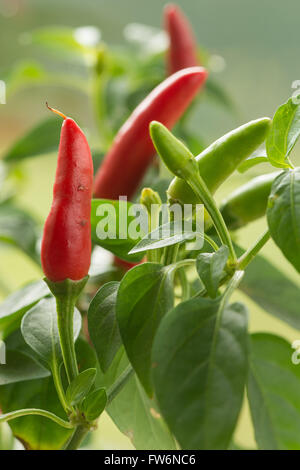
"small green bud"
140,187,162,215
149,121,199,181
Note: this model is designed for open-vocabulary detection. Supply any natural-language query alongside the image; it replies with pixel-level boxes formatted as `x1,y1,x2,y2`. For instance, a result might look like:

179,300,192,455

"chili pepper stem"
44,276,89,384
45,102,67,120
187,174,237,265
238,229,270,270
64,424,90,450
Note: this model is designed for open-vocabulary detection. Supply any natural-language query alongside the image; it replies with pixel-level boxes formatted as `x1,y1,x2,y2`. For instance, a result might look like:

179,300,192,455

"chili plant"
1,3,300,452
0,91,300,450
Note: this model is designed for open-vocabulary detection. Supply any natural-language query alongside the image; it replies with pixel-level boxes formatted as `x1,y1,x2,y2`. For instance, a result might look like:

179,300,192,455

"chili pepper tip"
45,102,67,120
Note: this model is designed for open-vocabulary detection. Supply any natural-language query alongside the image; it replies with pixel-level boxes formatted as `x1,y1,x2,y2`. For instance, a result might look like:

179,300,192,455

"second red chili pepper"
164,4,200,75
93,66,207,200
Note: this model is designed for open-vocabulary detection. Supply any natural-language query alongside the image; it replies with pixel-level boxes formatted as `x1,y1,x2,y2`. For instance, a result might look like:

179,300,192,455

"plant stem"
45,277,88,385
51,361,70,414
0,409,74,429
238,229,270,270
56,295,79,384
187,174,237,265
64,425,89,450
107,365,134,405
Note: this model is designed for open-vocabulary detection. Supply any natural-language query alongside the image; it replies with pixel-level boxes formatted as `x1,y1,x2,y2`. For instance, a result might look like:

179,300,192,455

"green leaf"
267,169,300,272
153,295,248,449
129,221,203,255
5,60,48,96
0,376,72,449
82,388,107,421
196,245,229,298
0,280,49,337
248,333,300,450
237,247,300,329
66,368,97,406
0,350,49,385
97,349,176,450
91,199,144,262
117,263,174,396
21,297,82,368
237,149,268,173
88,281,121,372
0,203,40,261
24,26,100,59
266,96,300,168
3,118,61,162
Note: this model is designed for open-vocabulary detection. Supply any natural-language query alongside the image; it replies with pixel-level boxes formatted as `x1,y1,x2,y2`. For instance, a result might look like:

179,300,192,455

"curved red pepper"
164,4,199,75
41,107,93,282
94,67,207,200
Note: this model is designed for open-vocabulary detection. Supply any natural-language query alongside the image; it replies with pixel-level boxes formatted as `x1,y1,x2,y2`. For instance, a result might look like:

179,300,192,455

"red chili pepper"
41,104,93,282
164,4,199,75
94,67,207,200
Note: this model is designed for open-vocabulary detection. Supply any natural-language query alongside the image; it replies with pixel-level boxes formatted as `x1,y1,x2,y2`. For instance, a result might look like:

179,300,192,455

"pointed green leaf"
196,245,229,298
266,96,300,168
129,221,203,254
3,118,61,162
66,368,96,406
267,169,300,272
82,388,107,421
153,295,248,449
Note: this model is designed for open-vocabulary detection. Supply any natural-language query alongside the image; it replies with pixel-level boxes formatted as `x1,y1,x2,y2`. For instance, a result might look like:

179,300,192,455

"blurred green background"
0,0,299,450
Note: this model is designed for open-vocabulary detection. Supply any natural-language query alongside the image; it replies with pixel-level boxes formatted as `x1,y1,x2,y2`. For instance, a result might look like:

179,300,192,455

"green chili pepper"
167,117,271,204
150,121,237,264
220,172,280,230
150,121,199,180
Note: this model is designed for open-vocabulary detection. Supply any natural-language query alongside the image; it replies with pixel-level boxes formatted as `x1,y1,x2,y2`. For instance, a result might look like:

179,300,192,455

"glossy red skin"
94,67,207,200
41,118,93,282
164,4,199,75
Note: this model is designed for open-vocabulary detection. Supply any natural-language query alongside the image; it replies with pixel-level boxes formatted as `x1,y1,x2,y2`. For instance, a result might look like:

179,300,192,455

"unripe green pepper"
220,172,280,230
167,117,271,204
150,121,199,180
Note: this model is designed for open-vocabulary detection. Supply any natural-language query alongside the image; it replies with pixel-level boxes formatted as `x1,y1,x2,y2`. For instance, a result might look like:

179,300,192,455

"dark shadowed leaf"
248,333,300,450
117,263,174,396
88,281,121,372
153,279,248,449
96,349,176,450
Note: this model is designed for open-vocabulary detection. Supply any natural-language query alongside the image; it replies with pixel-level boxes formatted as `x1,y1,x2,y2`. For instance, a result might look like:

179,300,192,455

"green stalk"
0,409,74,429
55,295,78,384
238,229,270,270
64,425,89,450
51,360,70,414
187,174,237,265
45,276,88,384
